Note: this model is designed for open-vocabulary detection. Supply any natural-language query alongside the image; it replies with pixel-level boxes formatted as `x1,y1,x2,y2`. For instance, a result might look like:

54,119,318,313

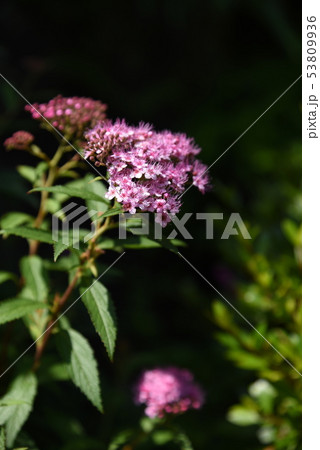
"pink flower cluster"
25,95,107,136
85,120,209,225
134,367,204,418
4,131,34,150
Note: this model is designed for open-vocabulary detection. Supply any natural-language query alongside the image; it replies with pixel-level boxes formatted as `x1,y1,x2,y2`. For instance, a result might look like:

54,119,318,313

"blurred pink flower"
85,120,210,225
134,367,204,418
4,131,34,150
25,95,107,136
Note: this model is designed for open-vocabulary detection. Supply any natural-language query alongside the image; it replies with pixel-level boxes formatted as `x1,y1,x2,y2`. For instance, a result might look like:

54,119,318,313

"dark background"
0,1,301,449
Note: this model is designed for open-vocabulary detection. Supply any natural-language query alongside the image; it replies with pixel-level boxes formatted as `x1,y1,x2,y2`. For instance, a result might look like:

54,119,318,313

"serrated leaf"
53,241,69,262
57,329,103,412
0,427,5,450
80,281,117,359
43,252,80,272
0,213,34,229
30,186,109,206
0,372,37,447
20,256,48,302
0,227,54,244
0,299,46,325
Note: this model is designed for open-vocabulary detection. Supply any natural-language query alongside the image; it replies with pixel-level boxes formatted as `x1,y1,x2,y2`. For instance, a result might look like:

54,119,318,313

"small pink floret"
25,95,107,136
134,367,204,418
4,131,34,150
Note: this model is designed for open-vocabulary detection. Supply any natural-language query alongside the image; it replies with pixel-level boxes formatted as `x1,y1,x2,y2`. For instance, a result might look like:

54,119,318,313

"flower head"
134,367,204,418
25,95,107,137
4,131,34,150
85,120,210,225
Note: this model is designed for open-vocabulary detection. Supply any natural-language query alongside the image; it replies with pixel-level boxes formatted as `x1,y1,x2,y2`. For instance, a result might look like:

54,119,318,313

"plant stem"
29,144,67,255
32,269,81,371
32,216,112,370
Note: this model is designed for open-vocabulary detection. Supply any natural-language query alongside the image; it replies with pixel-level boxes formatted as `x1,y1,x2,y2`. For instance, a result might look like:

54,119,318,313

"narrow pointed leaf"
57,329,103,412
99,206,123,219
30,186,109,206
53,241,69,262
0,227,54,244
80,281,117,359
20,256,48,302
0,212,34,229
0,372,37,447
0,299,46,325
0,427,5,450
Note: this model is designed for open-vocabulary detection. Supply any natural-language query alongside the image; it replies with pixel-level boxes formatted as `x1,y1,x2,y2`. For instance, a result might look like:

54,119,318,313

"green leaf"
108,430,134,450
30,186,109,206
98,236,185,252
80,281,117,359
126,236,185,249
0,227,54,244
0,372,37,447
34,162,49,181
98,239,120,250
45,198,61,215
227,405,261,426
84,175,109,214
17,166,36,184
227,350,268,370
39,362,71,383
53,241,69,262
121,236,161,249
0,299,46,325
0,427,5,450
0,271,17,285
173,428,194,450
43,252,80,273
152,430,174,445
57,329,103,412
98,236,160,251
99,206,123,219
20,256,48,302
0,212,33,229
140,417,162,433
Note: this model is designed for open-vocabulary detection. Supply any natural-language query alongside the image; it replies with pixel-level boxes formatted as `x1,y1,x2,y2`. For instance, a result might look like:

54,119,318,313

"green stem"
29,144,67,255
32,217,112,370
32,269,81,371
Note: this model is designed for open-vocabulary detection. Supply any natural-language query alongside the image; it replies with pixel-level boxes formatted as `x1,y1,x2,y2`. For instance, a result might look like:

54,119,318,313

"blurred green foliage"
212,222,301,449
0,0,300,449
